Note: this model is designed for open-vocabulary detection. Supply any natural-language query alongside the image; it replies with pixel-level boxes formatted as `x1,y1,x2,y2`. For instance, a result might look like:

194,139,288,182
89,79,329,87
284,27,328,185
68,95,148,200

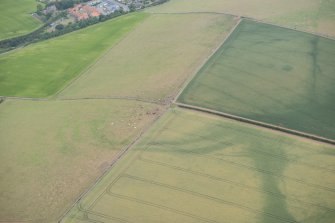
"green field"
62,108,335,223
58,14,237,101
147,0,335,37
0,99,161,222
0,0,42,40
0,13,148,98
179,19,335,140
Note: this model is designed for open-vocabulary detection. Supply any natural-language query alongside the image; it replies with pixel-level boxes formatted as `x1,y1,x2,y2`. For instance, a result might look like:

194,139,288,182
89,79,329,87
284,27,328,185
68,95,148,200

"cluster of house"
68,0,129,21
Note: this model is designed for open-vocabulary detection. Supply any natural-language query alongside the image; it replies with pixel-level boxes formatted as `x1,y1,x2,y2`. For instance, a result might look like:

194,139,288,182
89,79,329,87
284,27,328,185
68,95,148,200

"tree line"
0,10,124,53
0,0,170,54
47,0,91,10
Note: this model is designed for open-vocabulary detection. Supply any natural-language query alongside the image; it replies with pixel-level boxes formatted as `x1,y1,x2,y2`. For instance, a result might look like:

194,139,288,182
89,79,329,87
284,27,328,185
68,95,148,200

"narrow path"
0,96,164,105
59,96,165,105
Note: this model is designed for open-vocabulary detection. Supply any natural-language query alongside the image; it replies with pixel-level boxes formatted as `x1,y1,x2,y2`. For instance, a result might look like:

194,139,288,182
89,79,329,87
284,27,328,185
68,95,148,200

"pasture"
62,108,335,223
179,19,335,140
147,0,335,37
0,0,42,40
0,13,148,98
58,13,238,101
0,99,161,222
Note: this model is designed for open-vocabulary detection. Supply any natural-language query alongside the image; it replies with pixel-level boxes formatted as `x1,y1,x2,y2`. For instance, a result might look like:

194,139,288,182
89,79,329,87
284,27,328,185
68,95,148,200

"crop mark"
149,127,335,173
220,62,335,106
76,199,133,223
106,174,300,223
141,145,335,193
138,157,335,212
196,70,333,128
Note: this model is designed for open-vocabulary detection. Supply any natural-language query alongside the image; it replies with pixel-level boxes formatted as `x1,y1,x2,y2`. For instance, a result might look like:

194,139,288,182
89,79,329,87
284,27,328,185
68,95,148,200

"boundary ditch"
173,17,242,102
176,102,335,146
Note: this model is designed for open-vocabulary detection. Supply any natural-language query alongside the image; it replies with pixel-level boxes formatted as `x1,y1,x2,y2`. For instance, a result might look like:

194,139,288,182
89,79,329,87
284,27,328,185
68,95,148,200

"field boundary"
0,96,164,106
149,12,335,40
52,13,151,100
173,17,242,102
57,107,167,223
175,102,335,145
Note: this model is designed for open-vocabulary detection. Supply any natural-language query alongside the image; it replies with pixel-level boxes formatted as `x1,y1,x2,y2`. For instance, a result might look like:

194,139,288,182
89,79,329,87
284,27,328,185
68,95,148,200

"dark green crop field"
62,108,335,223
178,19,335,140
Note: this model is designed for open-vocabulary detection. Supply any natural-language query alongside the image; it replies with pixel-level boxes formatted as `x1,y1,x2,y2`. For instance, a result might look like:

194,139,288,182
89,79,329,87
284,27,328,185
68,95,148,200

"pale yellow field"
58,13,238,101
62,108,335,223
147,0,335,37
0,99,162,222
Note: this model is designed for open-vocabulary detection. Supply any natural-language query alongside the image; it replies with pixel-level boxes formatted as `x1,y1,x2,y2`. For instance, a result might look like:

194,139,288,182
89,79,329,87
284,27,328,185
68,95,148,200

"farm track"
0,96,165,105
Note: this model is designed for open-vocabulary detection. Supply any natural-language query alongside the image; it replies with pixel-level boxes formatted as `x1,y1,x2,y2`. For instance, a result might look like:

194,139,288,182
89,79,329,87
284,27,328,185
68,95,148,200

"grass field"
58,14,238,101
0,0,42,40
0,13,148,98
178,19,335,140
62,108,335,223
0,99,162,222
147,0,335,37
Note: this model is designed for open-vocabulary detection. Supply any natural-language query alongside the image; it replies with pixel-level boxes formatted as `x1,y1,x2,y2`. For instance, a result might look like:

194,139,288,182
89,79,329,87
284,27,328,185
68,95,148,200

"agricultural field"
178,19,335,140
0,13,148,98
0,0,42,40
62,108,335,223
58,14,238,101
0,99,162,222
147,0,335,37
1,1,335,223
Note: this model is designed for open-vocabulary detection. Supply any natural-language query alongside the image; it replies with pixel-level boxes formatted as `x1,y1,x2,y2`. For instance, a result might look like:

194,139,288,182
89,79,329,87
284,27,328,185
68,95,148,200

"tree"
129,3,136,12
55,24,65,30
36,4,43,15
